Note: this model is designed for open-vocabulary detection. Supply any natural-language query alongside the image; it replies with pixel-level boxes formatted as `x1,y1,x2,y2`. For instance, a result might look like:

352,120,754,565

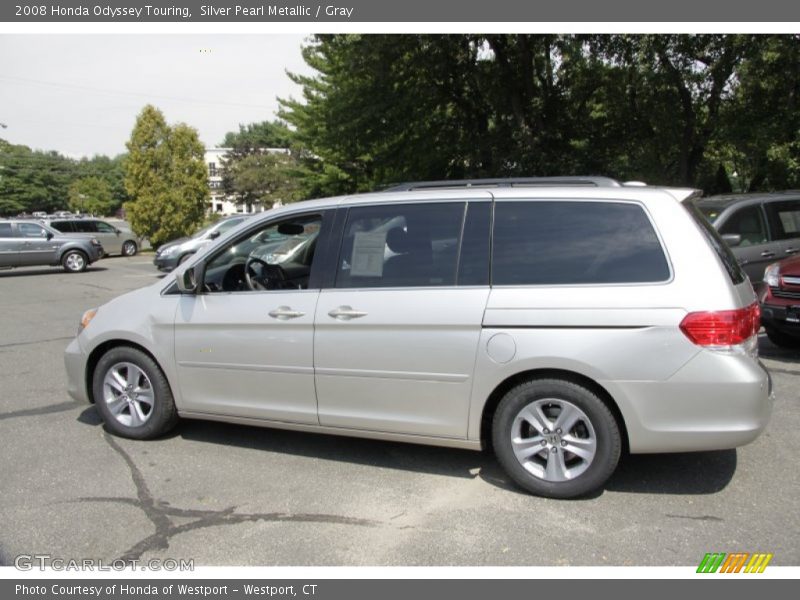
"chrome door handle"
328,305,368,320
268,306,305,320
786,247,798,254
761,251,776,258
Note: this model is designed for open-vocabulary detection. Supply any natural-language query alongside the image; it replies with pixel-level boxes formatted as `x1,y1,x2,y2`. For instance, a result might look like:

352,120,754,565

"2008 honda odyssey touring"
64,177,773,498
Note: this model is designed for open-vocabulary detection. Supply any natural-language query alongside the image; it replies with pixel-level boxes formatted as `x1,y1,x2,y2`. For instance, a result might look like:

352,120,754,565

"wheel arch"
479,368,629,454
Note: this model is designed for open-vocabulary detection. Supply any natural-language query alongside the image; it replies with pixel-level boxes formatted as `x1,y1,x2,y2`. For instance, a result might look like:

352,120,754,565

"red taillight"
679,303,760,347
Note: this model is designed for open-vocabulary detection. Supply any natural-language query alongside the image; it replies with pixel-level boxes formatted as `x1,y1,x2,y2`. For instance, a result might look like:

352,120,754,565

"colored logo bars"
697,552,773,573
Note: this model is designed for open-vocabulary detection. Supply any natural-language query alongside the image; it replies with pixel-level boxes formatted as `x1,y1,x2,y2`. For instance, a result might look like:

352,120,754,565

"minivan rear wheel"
92,346,179,439
492,379,621,499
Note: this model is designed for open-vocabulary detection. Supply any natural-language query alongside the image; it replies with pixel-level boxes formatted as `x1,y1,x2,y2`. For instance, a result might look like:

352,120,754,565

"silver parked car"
153,214,251,272
0,219,104,272
64,178,772,498
47,218,140,257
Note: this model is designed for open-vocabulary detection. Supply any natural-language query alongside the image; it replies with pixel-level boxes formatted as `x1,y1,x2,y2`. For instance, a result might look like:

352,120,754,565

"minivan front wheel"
492,379,621,499
62,250,88,273
92,346,178,439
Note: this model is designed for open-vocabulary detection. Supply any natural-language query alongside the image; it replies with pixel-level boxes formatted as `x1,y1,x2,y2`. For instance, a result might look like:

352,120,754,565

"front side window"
202,214,322,293
492,201,670,285
335,202,465,289
17,223,48,238
95,221,117,233
719,205,769,245
0,223,12,237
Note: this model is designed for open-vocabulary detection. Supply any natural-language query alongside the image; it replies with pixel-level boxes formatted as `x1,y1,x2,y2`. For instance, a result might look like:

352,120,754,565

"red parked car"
760,254,800,348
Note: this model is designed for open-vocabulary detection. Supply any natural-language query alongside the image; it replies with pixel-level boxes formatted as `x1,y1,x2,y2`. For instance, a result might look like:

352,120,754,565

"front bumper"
64,337,90,403
153,253,180,272
761,302,800,336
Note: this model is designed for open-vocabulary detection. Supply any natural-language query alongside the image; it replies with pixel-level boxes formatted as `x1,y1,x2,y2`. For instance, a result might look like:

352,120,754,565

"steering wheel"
244,256,286,291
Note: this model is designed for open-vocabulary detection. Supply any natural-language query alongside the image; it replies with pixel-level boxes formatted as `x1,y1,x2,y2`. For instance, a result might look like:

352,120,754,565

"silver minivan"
64,178,773,498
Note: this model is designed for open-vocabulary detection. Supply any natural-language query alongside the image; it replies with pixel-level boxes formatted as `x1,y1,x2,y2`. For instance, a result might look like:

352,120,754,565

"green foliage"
220,120,299,205
279,34,800,196
123,106,209,247
221,120,294,158
67,176,113,215
0,139,76,215
223,151,302,208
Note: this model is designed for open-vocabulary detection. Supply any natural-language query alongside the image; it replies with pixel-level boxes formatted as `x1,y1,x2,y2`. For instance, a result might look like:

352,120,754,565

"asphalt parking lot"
1,257,798,567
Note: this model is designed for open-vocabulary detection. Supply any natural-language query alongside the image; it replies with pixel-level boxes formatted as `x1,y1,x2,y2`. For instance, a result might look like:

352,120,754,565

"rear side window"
492,201,670,285
685,202,746,285
335,202,465,288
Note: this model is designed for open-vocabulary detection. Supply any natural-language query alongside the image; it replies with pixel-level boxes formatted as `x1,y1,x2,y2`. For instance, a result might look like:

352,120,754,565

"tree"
75,154,129,213
0,139,76,215
68,176,113,215
279,34,800,195
224,151,302,208
124,105,208,246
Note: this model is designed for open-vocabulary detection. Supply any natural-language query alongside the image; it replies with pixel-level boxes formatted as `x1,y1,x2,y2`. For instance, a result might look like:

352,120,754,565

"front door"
173,211,329,424
16,222,58,266
314,201,491,438
719,204,775,283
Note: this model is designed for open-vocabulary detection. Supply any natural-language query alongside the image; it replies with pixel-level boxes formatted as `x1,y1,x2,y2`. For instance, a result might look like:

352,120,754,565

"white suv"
64,178,773,498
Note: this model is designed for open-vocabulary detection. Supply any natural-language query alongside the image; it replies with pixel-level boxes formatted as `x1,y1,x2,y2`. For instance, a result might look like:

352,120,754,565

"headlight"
78,308,97,335
764,263,781,288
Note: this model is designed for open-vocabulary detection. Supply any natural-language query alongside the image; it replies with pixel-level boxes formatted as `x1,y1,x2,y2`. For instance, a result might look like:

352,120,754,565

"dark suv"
695,192,800,285
759,255,800,348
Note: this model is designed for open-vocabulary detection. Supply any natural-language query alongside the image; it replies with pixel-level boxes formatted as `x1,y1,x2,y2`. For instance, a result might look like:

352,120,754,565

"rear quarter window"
492,200,671,285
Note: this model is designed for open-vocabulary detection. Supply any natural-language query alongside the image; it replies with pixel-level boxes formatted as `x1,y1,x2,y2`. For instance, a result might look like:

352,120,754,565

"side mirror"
46,232,54,240
209,230,221,240
176,264,202,294
721,233,742,247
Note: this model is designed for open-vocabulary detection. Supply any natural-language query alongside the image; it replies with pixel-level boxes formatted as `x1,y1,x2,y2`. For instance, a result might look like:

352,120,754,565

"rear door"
764,198,800,260
313,199,491,438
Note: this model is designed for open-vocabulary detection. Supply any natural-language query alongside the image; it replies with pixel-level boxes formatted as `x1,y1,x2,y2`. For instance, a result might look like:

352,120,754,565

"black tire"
92,346,179,439
62,249,88,273
121,240,138,256
765,327,800,349
492,378,621,499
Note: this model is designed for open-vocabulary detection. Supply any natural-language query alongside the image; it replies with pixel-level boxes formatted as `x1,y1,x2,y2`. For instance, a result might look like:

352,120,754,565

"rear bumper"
606,349,773,453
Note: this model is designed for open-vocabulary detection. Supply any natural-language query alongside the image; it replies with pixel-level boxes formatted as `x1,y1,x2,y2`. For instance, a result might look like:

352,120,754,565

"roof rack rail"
382,177,622,192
